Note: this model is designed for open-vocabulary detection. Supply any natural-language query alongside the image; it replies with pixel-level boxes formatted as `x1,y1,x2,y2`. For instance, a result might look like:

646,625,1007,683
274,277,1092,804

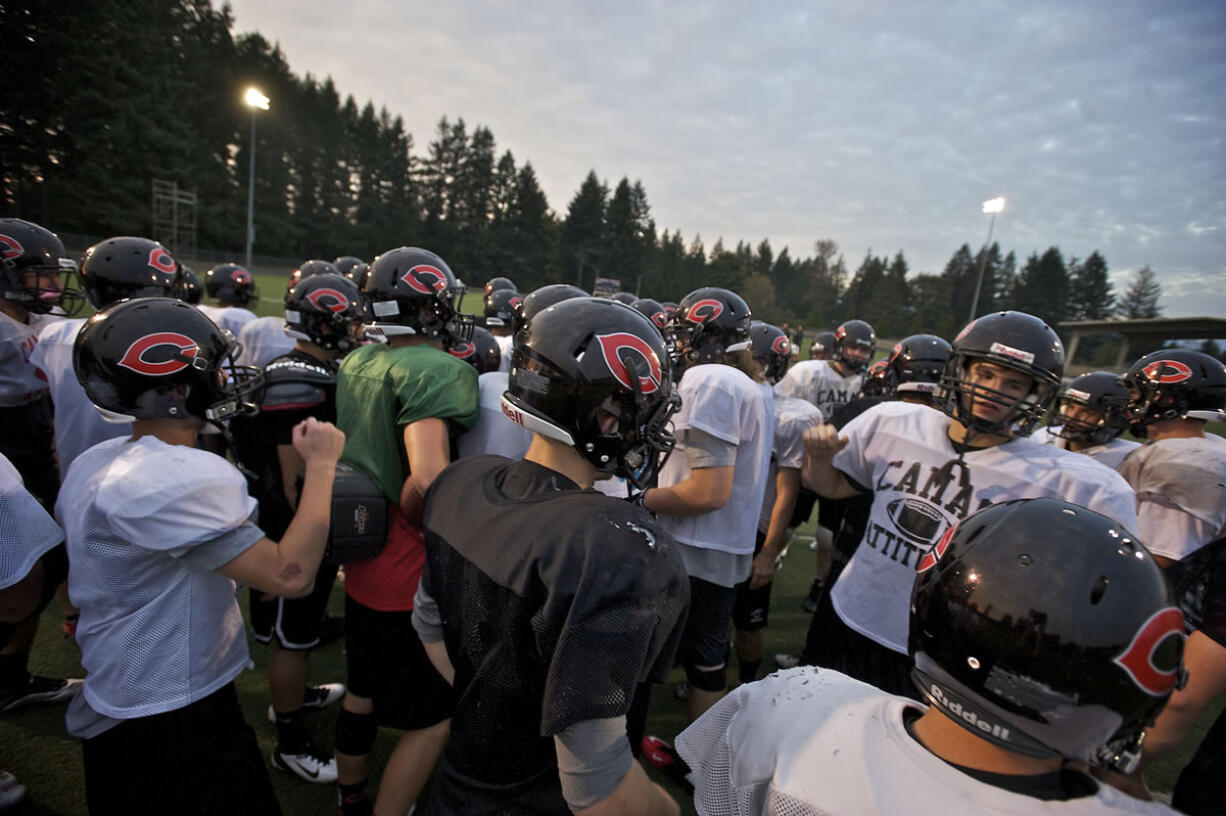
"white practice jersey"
495,333,513,373
236,315,295,367
831,401,1138,653
657,364,773,558
1116,435,1226,561
774,359,863,420
196,303,257,338
0,309,59,406
29,318,129,479
1031,426,1140,471
678,667,1178,816
0,453,64,591
58,436,263,723
758,395,823,533
457,371,532,460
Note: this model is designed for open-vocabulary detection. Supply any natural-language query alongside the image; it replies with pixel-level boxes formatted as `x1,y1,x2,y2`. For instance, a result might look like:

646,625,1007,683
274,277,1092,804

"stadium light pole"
244,87,270,268
968,196,1005,323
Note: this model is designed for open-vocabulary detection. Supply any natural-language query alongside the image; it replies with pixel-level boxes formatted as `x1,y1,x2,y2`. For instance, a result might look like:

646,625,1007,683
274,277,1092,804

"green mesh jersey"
336,342,479,503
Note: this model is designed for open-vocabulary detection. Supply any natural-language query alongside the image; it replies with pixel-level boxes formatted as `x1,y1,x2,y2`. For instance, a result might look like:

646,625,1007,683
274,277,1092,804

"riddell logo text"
353,505,369,535
929,685,1011,741
501,401,526,426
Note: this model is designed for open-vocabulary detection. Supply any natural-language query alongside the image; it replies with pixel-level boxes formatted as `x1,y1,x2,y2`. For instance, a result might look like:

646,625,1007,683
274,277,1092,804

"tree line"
1,0,1163,338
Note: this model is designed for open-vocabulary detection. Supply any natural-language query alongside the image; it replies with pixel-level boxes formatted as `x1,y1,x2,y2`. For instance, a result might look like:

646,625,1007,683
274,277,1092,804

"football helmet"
287,259,340,292
911,497,1185,773
333,256,365,279
887,334,951,397
670,287,752,368
74,297,262,424
512,283,588,336
1048,371,1131,445
660,301,679,321
78,236,181,309
938,311,1064,438
484,288,523,329
832,319,876,373
205,263,259,307
749,321,792,385
0,217,82,315
1122,349,1226,429
504,297,679,490
177,265,202,304
483,275,516,297
610,292,638,306
447,325,502,374
809,330,835,360
284,273,363,352
362,247,470,342
858,359,891,398
631,298,670,332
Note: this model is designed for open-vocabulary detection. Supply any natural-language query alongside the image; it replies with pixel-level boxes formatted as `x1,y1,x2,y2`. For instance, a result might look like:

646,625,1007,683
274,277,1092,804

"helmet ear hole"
1090,575,1109,605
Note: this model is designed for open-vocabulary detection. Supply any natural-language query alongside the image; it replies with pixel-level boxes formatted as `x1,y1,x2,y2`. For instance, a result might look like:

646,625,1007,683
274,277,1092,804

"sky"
226,0,1226,319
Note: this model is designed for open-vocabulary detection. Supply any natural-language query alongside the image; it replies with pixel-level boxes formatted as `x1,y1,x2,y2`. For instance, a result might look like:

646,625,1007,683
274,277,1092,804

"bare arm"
800,424,860,499
643,466,734,517
399,417,451,527
217,418,344,597
751,466,801,590
276,443,305,510
572,755,679,816
1142,630,1226,760
422,640,456,685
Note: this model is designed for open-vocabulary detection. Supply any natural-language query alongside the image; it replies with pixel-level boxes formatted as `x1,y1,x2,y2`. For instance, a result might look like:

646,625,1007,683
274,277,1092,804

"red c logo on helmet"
401,264,448,295
916,524,957,573
147,248,176,275
955,320,976,342
650,311,668,329
1114,607,1185,696
448,342,476,360
0,234,23,260
229,267,252,285
1142,360,1193,385
305,288,350,314
117,332,199,376
509,295,523,309
685,298,724,324
771,336,791,356
596,332,662,395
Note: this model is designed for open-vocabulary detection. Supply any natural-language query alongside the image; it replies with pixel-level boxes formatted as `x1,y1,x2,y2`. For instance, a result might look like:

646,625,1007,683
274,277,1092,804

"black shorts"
249,562,339,650
81,683,281,815
678,576,738,670
732,531,773,632
0,543,68,651
344,594,454,730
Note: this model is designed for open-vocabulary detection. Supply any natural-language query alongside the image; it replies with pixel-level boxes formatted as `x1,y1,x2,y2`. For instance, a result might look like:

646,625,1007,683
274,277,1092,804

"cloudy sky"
227,0,1225,319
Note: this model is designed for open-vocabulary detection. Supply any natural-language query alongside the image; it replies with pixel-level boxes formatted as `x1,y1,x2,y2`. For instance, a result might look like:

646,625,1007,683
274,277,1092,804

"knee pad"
334,708,377,756
685,663,727,693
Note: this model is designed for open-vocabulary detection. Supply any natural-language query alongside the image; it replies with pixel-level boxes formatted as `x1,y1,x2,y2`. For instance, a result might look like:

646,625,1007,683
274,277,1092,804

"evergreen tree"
560,171,607,290
1117,265,1163,319
1010,247,1070,329
1068,251,1115,320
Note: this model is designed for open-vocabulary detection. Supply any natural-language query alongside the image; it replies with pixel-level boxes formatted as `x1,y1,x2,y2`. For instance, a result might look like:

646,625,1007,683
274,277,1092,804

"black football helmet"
0,217,82,315
205,263,259,307
749,321,792,385
660,301,679,321
938,311,1064,438
670,287,752,368
512,283,589,336
832,319,876,373
810,330,835,360
887,334,951,398
78,236,181,310
333,256,365,279
911,497,1185,773
284,273,363,353
1122,349,1226,430
631,298,670,333
484,287,523,329
177,265,202,304
504,297,679,490
1048,371,1131,445
447,325,502,374
74,297,262,424
483,276,516,297
610,292,638,306
858,359,892,398
287,259,340,293
362,247,470,342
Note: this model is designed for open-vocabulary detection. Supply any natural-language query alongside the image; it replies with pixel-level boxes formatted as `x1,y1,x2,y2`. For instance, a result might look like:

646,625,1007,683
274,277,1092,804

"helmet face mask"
1049,372,1130,445
0,218,83,315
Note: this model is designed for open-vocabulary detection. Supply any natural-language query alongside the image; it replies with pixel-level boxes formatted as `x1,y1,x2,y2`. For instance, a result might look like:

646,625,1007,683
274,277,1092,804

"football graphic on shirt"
886,497,945,544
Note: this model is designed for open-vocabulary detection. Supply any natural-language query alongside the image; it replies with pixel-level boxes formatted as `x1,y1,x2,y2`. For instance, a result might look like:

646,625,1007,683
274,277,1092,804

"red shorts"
342,504,424,612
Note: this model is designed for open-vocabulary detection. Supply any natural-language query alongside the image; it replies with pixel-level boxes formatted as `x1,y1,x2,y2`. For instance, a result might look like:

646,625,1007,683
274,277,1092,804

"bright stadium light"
244,87,270,111
969,196,1006,322
243,87,270,267
982,196,1005,215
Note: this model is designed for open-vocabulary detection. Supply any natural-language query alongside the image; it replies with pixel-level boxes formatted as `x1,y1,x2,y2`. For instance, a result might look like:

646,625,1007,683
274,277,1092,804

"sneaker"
0,675,82,713
802,578,823,613
267,682,345,723
271,742,338,784
641,736,694,794
0,771,26,809
774,653,801,669
62,614,79,641
673,681,690,701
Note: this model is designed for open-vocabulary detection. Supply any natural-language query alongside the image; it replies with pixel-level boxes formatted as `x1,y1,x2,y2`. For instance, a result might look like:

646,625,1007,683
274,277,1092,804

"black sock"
338,780,371,816
274,707,309,751
0,652,30,688
738,658,761,685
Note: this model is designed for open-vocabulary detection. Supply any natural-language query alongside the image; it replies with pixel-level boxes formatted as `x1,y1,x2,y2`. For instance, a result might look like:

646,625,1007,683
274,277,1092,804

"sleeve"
0,456,64,590
1137,495,1216,561
776,403,822,471
395,356,480,430
774,364,808,402
684,428,738,469
676,375,744,445
830,405,880,492
411,577,444,644
677,685,762,816
554,716,633,810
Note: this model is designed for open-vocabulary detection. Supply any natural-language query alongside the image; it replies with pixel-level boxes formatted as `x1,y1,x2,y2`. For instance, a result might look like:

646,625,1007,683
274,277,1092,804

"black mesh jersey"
421,455,690,815
1167,536,1226,648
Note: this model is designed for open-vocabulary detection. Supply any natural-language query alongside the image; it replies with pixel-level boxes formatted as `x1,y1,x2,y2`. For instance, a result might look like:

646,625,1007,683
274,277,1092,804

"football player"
415,295,688,816
1033,371,1139,469
1116,349,1226,568
799,311,1137,697
808,330,835,361
482,286,521,372
230,272,366,784
331,247,479,816
680,498,1186,815
199,262,259,337
59,297,344,812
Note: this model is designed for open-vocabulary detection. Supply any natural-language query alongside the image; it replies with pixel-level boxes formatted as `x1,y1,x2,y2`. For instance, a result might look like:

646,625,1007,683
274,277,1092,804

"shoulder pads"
260,357,335,411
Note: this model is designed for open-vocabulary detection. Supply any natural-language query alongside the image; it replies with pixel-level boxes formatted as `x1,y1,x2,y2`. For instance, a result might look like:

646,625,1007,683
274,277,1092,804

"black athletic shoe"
802,579,823,613
0,675,82,713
